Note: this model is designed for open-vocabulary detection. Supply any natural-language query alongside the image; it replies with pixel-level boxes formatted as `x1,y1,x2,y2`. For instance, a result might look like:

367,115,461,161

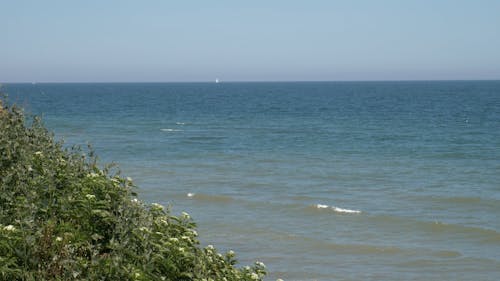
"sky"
2,0,500,82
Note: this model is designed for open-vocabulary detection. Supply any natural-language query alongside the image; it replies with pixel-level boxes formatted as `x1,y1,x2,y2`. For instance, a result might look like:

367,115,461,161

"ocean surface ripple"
5,81,500,281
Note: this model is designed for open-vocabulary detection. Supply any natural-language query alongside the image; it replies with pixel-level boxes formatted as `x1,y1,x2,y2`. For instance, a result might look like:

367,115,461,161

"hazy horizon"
3,1,500,82
0,79,500,83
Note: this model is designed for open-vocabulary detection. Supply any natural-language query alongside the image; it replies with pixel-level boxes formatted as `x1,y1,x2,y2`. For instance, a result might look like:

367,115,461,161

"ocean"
4,81,500,280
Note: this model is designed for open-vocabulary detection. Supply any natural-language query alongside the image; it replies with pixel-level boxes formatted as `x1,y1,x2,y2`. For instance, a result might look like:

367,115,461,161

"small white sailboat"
215,78,219,83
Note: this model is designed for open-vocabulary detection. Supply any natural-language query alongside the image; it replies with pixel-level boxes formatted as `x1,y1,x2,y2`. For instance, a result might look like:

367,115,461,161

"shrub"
0,97,266,281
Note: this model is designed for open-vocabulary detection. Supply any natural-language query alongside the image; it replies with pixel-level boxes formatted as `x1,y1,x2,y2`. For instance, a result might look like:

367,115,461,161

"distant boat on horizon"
215,78,219,83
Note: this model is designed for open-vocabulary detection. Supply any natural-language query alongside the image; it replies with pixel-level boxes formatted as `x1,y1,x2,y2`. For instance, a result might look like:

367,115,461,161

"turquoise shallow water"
5,81,500,280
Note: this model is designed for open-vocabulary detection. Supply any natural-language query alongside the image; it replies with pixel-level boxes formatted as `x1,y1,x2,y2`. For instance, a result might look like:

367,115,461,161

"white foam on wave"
187,193,195,198
332,206,361,214
176,122,186,125
315,203,361,214
161,128,182,132
316,204,329,209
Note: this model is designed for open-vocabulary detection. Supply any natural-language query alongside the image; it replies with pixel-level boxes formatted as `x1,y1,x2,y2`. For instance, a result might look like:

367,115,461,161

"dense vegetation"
0,98,267,280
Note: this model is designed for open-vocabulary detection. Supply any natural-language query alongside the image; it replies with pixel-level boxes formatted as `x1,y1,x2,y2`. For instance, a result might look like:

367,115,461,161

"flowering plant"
0,96,267,280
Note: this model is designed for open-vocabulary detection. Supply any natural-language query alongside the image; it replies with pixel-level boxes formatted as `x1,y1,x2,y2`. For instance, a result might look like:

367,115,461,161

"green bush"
0,98,266,281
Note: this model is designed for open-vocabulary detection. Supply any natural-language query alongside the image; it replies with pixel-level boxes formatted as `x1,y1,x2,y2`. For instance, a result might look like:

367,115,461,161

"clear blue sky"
2,0,500,82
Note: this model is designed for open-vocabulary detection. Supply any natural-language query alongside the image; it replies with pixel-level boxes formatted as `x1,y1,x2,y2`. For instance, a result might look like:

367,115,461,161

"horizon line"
2,78,500,84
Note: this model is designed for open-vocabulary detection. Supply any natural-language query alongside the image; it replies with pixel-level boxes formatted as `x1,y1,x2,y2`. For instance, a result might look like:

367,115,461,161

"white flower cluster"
250,272,259,280
151,203,164,211
3,225,15,231
181,212,190,219
34,151,43,156
255,261,266,268
85,194,96,200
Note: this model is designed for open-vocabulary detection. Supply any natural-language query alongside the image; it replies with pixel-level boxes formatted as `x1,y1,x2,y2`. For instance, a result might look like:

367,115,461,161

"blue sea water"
4,81,500,280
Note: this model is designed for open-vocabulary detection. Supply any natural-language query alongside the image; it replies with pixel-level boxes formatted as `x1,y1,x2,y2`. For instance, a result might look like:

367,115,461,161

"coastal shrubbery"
0,98,266,280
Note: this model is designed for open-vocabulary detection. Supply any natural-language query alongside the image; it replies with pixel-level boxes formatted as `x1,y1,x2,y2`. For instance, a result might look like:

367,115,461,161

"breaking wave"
160,128,183,132
314,204,362,214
